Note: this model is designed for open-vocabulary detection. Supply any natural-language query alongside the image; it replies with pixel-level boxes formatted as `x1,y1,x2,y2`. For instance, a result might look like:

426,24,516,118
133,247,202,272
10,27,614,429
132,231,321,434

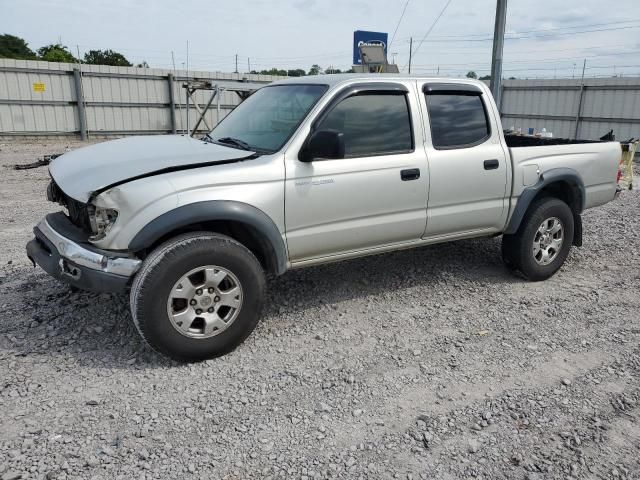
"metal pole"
191,88,217,135
186,41,190,134
235,54,238,73
408,37,412,74
573,59,587,139
167,73,177,134
216,86,221,125
172,51,184,132
489,0,507,108
248,57,250,73
72,68,87,141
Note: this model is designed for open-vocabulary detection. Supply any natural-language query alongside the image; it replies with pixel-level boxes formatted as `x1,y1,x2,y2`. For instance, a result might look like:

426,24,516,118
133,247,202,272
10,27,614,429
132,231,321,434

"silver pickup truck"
27,74,622,361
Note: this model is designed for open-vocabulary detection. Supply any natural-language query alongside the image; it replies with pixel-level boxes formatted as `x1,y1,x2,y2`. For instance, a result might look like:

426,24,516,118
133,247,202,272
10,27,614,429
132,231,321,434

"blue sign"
353,30,388,65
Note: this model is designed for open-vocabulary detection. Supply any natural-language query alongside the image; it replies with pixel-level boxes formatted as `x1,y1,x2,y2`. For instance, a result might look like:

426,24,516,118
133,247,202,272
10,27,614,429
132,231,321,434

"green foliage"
37,44,77,63
84,49,132,66
479,75,491,80
249,68,305,77
324,67,342,74
0,34,36,59
256,67,288,76
466,71,478,79
136,61,149,68
308,64,322,75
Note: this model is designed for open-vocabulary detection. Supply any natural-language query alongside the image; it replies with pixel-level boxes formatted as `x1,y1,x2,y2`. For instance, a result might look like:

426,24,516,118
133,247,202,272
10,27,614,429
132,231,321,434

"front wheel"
502,197,574,281
130,232,266,362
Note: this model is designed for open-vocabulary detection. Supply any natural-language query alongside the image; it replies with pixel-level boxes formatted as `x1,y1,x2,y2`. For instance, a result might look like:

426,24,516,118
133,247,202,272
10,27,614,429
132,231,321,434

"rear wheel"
130,232,265,362
502,197,574,281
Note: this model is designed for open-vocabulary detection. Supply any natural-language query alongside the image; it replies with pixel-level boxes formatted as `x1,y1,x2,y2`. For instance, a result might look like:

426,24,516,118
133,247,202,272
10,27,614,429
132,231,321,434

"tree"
37,44,76,63
257,67,287,76
0,34,36,59
466,71,478,79
136,61,149,68
325,67,342,74
84,49,132,66
287,69,306,77
479,75,491,80
308,64,322,75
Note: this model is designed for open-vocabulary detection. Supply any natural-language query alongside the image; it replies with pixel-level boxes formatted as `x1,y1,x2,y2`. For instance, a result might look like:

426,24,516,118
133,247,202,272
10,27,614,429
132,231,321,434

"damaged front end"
27,178,140,293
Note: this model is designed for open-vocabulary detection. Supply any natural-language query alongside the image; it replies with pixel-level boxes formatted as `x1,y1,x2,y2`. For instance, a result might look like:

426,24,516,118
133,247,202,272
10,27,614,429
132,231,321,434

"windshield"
208,84,328,153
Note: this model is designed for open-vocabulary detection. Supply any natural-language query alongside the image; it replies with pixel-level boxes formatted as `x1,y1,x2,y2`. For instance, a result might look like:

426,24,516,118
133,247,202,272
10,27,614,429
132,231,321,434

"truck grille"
47,180,92,233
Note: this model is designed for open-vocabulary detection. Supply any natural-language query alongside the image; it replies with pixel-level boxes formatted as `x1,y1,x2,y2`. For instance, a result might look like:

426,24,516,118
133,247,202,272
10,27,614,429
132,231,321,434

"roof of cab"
269,73,485,89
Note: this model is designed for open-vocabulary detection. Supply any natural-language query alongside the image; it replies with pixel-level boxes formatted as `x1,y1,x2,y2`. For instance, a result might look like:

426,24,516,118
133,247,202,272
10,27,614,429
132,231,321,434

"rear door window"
425,92,490,149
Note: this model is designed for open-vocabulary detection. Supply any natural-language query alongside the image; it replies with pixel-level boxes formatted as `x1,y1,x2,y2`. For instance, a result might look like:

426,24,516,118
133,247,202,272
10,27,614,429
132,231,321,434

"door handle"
401,168,420,181
484,159,499,170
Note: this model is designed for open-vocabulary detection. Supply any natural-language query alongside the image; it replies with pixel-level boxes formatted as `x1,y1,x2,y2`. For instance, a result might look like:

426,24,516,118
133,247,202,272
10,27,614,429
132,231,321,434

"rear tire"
130,232,265,362
502,197,574,281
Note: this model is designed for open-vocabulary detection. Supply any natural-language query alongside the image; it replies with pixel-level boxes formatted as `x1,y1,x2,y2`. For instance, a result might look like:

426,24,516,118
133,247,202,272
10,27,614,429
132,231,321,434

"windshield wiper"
217,136,252,151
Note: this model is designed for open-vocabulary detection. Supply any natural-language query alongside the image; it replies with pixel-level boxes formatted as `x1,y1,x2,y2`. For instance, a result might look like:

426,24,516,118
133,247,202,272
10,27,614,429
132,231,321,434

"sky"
2,0,640,78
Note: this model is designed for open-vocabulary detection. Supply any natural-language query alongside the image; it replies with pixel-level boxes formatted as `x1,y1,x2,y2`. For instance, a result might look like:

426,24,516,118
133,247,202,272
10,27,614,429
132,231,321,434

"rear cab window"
423,84,491,149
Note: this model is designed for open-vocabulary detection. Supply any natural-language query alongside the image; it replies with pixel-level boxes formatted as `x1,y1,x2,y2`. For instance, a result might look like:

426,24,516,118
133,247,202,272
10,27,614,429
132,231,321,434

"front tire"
502,197,574,281
130,232,265,362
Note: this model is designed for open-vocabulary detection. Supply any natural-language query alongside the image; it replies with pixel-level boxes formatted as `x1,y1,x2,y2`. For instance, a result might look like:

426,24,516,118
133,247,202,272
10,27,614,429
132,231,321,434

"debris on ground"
13,153,62,170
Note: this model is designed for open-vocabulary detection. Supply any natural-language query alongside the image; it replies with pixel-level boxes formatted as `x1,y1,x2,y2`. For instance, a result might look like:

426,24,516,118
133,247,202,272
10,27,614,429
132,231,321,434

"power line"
397,24,640,44
389,0,410,50
402,0,453,71
411,50,640,67
397,19,640,40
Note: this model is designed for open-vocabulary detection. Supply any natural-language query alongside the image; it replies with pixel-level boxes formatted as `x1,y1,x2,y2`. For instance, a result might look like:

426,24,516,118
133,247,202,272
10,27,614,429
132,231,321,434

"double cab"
27,74,622,361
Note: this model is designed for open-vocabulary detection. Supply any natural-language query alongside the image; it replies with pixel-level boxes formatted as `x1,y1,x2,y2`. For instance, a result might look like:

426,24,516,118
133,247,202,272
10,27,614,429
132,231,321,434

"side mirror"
299,129,345,162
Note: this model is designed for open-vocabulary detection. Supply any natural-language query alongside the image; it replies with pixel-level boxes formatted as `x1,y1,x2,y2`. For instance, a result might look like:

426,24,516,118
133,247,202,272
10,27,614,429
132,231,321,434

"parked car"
27,74,623,361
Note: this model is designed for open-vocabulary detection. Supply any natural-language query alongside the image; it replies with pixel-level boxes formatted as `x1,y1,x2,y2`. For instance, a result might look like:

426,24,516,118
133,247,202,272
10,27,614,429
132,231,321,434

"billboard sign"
353,30,388,65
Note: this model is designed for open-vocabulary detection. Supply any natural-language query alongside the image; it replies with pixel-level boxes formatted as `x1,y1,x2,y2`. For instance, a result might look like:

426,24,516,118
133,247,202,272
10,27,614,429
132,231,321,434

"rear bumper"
26,214,141,293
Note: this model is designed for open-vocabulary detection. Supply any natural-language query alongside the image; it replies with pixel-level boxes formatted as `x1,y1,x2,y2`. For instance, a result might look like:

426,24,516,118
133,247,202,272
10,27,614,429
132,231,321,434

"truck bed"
507,139,621,212
504,133,603,148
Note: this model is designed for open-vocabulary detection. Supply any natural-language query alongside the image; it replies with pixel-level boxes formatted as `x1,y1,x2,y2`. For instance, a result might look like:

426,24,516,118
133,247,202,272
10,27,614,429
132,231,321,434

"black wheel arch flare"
505,167,585,246
129,200,288,275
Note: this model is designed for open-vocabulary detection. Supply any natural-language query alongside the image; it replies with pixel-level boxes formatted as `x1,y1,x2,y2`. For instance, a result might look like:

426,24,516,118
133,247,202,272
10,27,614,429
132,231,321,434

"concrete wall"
499,77,640,142
0,59,284,138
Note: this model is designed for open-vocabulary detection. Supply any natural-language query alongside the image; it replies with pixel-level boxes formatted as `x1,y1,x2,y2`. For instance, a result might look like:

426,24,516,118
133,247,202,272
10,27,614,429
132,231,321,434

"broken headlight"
88,205,119,241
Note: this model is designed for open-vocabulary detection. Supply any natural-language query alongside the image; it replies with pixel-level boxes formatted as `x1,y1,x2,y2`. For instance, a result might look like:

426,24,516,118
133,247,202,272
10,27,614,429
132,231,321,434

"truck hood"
49,135,255,202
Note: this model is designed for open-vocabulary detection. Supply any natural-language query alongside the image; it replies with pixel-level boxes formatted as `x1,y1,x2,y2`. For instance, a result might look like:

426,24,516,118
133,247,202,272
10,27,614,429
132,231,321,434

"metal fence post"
72,68,88,141
574,85,586,139
167,73,177,134
573,59,587,139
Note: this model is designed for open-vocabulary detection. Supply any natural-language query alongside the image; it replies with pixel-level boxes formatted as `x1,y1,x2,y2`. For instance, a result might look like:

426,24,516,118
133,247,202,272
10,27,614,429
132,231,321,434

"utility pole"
248,57,251,73
235,54,238,73
489,0,507,109
408,37,413,74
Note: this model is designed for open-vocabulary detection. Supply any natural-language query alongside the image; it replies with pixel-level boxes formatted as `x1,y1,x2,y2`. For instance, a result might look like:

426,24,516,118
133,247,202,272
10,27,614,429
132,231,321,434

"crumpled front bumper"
26,213,141,293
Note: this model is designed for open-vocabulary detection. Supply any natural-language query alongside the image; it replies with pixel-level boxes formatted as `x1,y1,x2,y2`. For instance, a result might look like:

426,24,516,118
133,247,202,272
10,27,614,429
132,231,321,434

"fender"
129,200,288,275
504,168,585,243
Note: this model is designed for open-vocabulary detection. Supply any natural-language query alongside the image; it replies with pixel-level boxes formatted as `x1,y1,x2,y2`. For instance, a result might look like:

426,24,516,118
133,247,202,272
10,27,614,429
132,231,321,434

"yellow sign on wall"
33,82,46,92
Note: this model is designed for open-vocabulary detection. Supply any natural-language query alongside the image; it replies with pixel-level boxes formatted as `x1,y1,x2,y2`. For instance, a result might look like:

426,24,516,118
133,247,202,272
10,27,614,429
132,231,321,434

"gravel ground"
1,140,639,480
